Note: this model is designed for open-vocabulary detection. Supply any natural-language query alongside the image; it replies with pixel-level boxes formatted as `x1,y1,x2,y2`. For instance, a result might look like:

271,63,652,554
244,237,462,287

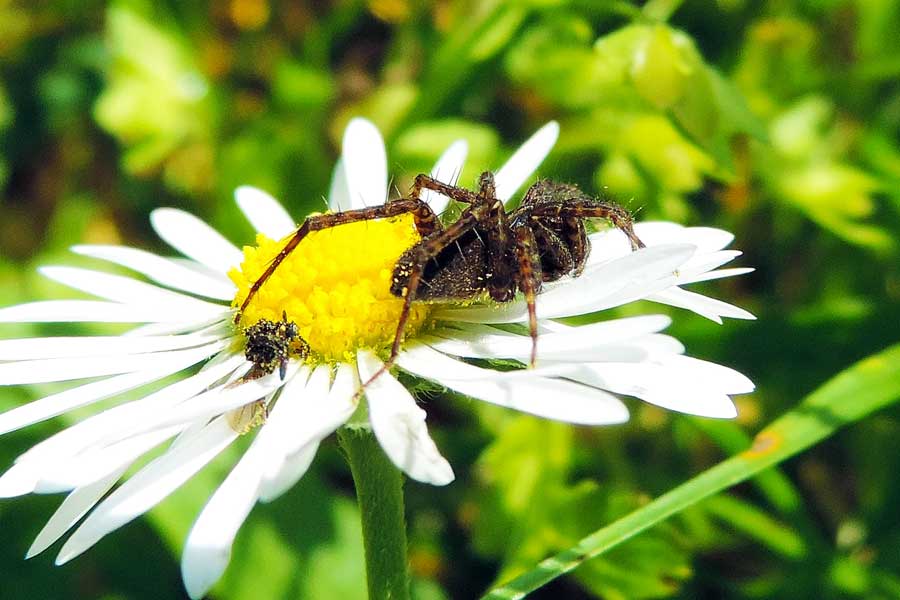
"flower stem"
338,426,411,600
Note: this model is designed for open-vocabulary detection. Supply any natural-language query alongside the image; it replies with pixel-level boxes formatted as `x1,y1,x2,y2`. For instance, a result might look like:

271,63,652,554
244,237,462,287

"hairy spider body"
236,171,643,388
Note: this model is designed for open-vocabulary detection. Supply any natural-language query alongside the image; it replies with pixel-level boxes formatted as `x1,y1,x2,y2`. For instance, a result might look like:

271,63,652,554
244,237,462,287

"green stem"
339,426,411,600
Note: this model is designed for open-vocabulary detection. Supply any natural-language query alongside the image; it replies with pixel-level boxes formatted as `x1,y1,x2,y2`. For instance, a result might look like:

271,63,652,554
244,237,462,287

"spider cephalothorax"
236,172,643,387
242,312,308,381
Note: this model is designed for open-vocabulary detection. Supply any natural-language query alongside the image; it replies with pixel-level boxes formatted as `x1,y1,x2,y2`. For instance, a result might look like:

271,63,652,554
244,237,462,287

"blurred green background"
1,0,899,598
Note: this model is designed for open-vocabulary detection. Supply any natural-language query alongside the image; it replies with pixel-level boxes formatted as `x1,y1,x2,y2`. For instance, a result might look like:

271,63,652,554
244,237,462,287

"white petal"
17,355,246,466
0,332,223,361
436,243,694,323
328,158,352,211
181,428,276,599
565,361,741,418
35,425,183,493
124,317,229,337
358,351,454,486
680,267,755,284
677,250,743,277
422,140,468,214
396,344,629,425
427,335,647,363
56,417,238,565
261,364,352,474
0,369,179,436
0,340,226,386
634,223,733,253
111,366,296,442
664,355,755,393
0,461,41,497
426,315,671,362
494,121,559,203
626,332,686,357
150,208,243,273
342,118,387,209
234,186,297,239
27,466,127,558
71,245,236,300
0,300,224,323
257,441,319,503
647,287,756,322
39,266,227,314
589,224,739,267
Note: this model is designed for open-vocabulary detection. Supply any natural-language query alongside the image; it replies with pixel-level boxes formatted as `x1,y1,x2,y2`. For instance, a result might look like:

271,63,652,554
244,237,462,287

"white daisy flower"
0,118,754,598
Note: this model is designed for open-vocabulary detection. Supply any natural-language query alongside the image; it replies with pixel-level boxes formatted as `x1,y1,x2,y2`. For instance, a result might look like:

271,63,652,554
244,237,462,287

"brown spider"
236,171,644,387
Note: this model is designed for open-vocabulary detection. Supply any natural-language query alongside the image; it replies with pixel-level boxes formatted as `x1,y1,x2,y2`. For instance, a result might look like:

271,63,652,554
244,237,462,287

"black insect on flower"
241,311,309,381
236,172,643,387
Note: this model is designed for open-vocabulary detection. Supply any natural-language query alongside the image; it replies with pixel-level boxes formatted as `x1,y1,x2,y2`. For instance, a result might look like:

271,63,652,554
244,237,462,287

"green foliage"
1,1,899,599
469,418,691,599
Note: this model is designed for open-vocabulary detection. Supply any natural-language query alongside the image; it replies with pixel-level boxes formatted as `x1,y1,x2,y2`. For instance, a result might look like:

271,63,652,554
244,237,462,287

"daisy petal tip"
495,121,561,202
54,545,81,566
346,116,378,132
541,120,560,139
342,118,387,208
712,401,739,420
343,118,384,155
0,467,37,498
677,397,738,419
148,207,178,228
430,463,455,486
182,544,230,600
26,530,55,559
234,185,272,205
604,404,631,426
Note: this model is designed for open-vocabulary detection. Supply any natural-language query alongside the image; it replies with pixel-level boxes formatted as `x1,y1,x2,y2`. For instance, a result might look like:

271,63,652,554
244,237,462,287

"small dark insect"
241,311,309,381
236,172,644,387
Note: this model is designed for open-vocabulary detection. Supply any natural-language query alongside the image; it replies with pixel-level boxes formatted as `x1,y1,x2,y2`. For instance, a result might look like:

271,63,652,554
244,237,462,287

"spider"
241,311,309,381
235,171,644,387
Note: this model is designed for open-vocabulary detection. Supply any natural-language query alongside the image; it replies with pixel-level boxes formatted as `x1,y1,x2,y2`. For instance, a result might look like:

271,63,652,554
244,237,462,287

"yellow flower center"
229,214,431,363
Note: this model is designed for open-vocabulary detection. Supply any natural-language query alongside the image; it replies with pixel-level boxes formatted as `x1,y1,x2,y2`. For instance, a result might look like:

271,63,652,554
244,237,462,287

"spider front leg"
531,200,645,251
410,173,480,206
235,198,437,323
513,225,543,368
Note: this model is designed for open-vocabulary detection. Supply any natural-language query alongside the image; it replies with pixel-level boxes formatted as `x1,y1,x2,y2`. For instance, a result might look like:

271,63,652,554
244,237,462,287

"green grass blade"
482,344,900,600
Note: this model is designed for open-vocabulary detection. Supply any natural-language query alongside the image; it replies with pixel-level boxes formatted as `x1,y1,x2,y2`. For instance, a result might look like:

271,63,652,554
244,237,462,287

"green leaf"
392,119,499,182
702,494,806,559
469,417,692,599
482,343,900,599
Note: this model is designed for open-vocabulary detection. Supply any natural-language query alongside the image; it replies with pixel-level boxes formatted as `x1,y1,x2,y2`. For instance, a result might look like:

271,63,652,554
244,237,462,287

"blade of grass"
688,418,805,514
702,494,806,559
482,343,900,599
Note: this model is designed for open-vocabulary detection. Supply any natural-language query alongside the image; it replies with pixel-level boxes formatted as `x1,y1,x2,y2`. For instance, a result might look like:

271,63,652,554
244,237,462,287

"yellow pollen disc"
229,214,431,363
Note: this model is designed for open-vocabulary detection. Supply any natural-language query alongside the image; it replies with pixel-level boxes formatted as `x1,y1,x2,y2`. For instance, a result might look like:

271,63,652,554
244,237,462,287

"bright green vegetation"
1,1,899,599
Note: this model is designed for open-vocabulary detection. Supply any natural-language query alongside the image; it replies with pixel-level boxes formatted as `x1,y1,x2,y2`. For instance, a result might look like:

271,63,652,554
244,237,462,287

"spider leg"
531,220,575,280
564,217,590,276
531,200,645,251
471,172,518,303
512,225,543,368
359,210,481,392
411,173,480,206
236,198,435,323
